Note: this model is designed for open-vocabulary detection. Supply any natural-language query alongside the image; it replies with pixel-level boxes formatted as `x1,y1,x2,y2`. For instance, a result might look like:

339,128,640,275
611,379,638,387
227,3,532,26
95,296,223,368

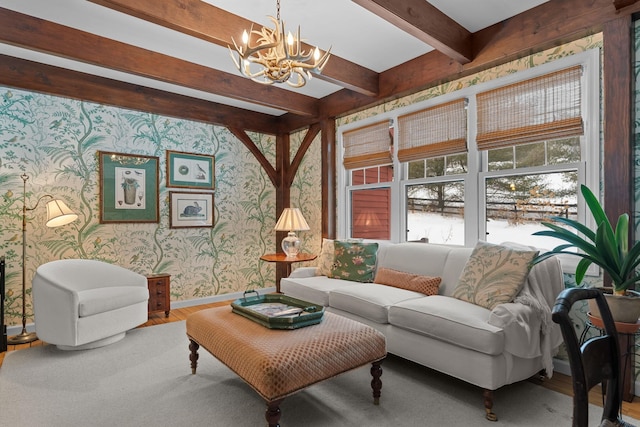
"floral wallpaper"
0,93,322,325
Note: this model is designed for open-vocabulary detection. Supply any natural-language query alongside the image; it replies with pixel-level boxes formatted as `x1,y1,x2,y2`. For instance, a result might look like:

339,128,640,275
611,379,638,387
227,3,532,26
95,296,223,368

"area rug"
1,320,637,427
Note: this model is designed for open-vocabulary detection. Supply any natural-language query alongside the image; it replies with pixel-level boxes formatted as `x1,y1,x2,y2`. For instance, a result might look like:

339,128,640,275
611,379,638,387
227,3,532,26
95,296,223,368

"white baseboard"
169,287,276,309
6,287,277,337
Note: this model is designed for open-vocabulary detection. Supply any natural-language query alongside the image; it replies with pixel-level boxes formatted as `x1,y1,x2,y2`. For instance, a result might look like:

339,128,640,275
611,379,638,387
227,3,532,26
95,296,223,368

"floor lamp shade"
274,208,310,257
45,199,78,227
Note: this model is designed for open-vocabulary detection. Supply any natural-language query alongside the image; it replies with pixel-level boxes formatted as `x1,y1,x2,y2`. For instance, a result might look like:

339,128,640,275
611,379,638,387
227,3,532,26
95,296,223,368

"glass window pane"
426,157,445,177
548,137,580,164
365,167,379,184
408,160,425,179
445,153,468,175
379,165,393,183
487,147,514,171
351,188,391,240
485,171,578,249
515,141,545,168
351,169,365,185
406,181,464,244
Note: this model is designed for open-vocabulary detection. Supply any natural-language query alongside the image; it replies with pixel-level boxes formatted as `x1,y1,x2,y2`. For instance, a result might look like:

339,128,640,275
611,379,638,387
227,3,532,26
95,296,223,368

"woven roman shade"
476,65,583,150
397,98,467,162
343,120,392,169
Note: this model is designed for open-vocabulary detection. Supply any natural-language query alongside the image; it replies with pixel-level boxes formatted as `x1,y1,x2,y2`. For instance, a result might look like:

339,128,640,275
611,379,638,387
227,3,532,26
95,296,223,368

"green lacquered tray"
231,291,324,329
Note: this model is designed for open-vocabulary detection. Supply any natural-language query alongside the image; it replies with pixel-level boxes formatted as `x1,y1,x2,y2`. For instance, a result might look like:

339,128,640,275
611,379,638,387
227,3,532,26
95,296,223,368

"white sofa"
33,259,149,350
281,242,564,421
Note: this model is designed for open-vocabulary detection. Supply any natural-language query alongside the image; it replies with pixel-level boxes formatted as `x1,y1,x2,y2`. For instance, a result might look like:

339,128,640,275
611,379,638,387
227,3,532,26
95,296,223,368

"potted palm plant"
531,184,640,323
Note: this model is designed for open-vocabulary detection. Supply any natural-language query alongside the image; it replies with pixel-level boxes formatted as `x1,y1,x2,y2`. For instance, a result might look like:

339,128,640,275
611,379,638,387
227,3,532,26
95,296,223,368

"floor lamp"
7,173,78,345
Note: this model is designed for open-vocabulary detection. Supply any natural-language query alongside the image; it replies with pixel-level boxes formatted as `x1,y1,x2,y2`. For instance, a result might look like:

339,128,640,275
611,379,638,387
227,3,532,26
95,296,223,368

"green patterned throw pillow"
329,241,379,282
452,241,539,310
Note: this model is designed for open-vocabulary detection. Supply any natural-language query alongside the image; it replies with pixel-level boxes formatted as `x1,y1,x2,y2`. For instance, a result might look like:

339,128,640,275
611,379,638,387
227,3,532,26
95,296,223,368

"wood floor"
2,301,640,421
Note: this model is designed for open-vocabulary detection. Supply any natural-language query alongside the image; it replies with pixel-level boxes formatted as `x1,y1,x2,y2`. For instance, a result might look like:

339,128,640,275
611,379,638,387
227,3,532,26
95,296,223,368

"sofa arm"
488,302,543,359
289,266,318,279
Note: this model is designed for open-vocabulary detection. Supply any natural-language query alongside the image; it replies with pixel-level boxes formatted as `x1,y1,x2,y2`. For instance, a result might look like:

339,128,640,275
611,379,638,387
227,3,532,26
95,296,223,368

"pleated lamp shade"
274,208,310,257
45,199,78,228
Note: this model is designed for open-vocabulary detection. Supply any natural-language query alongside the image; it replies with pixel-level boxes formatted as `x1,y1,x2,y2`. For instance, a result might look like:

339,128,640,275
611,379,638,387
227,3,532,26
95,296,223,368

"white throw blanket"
488,256,564,378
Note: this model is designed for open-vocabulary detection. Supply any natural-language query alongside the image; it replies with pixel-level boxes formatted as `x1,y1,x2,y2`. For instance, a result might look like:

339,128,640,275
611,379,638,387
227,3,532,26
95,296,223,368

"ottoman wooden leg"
189,339,200,374
265,398,284,427
371,359,384,405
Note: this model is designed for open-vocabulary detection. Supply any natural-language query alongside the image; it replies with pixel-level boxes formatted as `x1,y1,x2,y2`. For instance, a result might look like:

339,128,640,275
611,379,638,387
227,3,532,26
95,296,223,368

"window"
341,120,394,240
338,49,599,274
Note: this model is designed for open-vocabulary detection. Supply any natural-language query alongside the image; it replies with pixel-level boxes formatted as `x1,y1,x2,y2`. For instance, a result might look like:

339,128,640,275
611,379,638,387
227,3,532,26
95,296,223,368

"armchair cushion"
78,286,149,317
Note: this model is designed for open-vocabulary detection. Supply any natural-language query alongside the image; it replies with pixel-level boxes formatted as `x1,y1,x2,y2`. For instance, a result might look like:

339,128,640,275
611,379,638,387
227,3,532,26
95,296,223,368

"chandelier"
229,0,331,88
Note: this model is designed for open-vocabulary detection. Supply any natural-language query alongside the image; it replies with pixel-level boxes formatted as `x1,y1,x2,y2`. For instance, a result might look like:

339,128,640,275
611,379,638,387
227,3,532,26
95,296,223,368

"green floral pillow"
452,241,539,310
329,241,379,282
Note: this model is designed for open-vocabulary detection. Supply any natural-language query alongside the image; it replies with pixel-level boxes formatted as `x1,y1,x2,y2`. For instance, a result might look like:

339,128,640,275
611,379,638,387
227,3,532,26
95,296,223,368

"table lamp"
274,208,310,258
7,174,78,345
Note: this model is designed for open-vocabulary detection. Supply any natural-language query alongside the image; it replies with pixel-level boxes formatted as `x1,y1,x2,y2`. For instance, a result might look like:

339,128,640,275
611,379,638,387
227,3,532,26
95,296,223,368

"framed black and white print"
166,150,215,190
169,191,214,228
99,151,159,223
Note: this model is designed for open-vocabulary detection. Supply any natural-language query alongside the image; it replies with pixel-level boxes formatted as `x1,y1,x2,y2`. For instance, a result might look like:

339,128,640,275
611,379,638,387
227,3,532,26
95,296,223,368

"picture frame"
166,150,215,190
169,191,214,228
99,151,160,223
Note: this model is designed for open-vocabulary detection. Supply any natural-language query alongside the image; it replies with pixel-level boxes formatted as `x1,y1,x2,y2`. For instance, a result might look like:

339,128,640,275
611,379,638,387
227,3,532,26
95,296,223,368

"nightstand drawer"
146,274,171,317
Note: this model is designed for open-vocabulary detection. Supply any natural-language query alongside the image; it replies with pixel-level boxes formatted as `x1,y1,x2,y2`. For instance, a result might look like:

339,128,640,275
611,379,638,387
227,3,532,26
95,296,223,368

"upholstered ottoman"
186,306,387,427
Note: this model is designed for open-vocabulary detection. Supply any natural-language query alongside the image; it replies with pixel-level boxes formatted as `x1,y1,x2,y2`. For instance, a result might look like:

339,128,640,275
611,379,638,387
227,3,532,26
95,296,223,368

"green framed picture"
99,151,160,223
166,150,215,190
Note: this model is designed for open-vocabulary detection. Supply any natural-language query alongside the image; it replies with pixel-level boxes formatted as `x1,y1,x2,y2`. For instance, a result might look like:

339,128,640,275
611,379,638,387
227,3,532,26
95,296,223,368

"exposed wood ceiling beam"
351,0,472,64
0,7,318,117
89,0,379,97
0,55,278,134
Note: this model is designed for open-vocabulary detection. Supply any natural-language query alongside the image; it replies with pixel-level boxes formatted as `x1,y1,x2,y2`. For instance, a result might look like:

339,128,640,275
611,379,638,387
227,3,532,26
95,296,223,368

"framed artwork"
166,150,215,190
99,151,160,223
169,191,214,228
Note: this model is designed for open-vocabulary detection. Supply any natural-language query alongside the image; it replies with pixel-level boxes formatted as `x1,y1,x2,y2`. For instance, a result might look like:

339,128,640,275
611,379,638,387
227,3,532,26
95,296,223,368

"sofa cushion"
329,283,424,324
389,295,505,356
374,267,441,295
78,286,149,317
280,276,358,306
452,241,538,310
329,241,378,283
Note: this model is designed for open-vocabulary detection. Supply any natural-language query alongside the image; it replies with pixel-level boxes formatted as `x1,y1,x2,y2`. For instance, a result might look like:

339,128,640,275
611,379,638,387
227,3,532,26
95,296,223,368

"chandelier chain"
277,0,280,21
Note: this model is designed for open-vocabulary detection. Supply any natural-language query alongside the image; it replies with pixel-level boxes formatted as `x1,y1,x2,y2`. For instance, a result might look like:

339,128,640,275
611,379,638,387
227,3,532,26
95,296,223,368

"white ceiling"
0,0,548,116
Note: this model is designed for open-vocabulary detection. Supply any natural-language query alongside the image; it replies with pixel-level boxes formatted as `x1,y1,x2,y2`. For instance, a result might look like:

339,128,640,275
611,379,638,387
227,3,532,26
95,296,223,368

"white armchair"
33,259,149,350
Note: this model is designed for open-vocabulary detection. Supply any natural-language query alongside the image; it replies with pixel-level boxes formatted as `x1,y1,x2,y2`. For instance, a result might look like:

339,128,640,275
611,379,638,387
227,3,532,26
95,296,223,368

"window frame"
337,49,600,274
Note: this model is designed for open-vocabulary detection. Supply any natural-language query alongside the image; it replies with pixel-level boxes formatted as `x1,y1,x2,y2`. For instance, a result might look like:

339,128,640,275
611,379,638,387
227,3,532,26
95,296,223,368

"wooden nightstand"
146,274,171,317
